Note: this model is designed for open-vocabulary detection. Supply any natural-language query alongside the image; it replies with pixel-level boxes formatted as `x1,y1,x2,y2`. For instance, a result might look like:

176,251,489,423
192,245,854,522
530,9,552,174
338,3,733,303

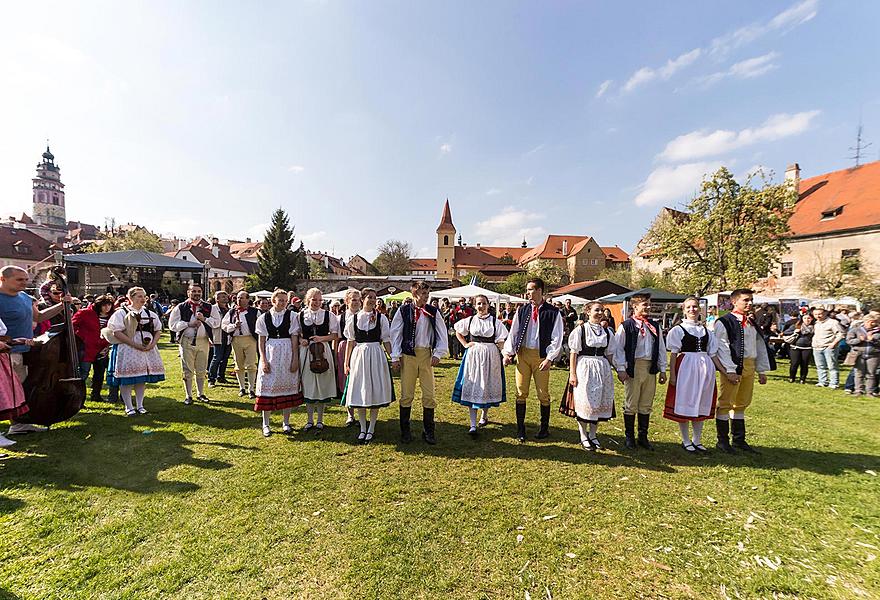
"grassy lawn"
1,336,878,599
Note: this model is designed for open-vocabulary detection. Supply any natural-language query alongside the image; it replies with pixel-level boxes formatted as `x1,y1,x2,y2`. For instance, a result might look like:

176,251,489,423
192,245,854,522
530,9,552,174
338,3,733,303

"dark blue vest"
400,303,439,356
719,313,777,374
621,317,661,377
177,301,213,345
229,307,258,340
512,302,559,359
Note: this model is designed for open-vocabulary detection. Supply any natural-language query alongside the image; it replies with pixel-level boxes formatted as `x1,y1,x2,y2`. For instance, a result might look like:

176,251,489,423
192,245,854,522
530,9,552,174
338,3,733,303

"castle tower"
436,199,456,280
32,146,66,230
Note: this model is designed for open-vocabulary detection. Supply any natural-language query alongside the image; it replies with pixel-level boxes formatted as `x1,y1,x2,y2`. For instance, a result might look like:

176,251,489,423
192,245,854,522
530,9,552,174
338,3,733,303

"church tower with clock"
32,145,67,231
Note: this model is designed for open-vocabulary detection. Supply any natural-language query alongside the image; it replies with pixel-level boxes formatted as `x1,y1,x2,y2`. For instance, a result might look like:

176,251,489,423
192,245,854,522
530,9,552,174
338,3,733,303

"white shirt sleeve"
389,309,404,360
432,309,449,360
344,314,356,341
502,310,520,357
605,327,622,370
168,306,189,333
665,326,684,354
613,324,627,373
707,328,718,357
454,317,470,336
380,315,392,344
544,312,565,361
714,320,736,373
151,311,163,332
205,304,221,329
755,334,771,373
657,327,668,372
327,311,340,338
494,319,509,343
255,313,269,338
108,308,127,332
568,326,582,353
288,313,301,337
221,310,235,333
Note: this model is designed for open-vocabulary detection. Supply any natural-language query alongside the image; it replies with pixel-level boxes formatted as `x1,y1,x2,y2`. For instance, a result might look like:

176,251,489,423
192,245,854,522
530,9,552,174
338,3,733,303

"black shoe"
108,388,119,403
515,403,527,443
731,418,759,454
184,396,193,405
238,389,247,397
534,404,550,439
90,392,103,403
400,406,413,443
249,391,256,400
623,413,636,449
217,378,228,384
715,419,736,454
198,394,210,403
636,413,654,450
422,408,436,445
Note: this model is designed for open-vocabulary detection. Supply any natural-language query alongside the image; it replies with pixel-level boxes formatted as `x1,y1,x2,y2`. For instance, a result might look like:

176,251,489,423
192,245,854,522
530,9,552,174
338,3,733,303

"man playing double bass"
0,265,72,436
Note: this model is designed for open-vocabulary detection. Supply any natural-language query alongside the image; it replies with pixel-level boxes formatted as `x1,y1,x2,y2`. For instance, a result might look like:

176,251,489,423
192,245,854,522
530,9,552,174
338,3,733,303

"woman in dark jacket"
783,314,814,384
72,294,115,402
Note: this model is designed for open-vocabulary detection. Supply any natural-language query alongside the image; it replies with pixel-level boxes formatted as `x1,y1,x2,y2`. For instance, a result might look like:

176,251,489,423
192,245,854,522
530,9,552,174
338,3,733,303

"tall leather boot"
515,403,527,443
731,418,758,453
422,407,436,445
624,413,636,449
637,413,654,450
108,385,119,403
534,404,551,439
400,406,413,443
715,419,735,454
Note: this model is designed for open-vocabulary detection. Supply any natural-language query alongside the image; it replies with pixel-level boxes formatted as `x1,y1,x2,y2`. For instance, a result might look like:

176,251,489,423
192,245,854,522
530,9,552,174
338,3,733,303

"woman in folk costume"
0,316,29,449
336,289,362,427
254,289,302,437
452,294,508,437
561,301,619,451
343,288,394,444
663,297,724,453
298,288,339,432
107,287,166,416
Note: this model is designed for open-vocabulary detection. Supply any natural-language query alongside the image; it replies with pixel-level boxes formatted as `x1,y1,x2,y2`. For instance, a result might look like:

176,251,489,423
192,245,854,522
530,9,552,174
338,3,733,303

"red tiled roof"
176,243,255,274
601,245,630,263
519,235,590,263
0,226,53,261
229,241,262,260
454,245,531,267
409,258,437,270
790,160,880,237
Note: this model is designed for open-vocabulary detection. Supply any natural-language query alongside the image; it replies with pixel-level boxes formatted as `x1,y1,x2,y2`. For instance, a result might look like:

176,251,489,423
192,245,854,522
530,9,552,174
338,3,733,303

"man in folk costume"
714,288,773,453
502,278,564,443
390,281,448,444
613,292,668,450
169,283,221,404
221,290,259,399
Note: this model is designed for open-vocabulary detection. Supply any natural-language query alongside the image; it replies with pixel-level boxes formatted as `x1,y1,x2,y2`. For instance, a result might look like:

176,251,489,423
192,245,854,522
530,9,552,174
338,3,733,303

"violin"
308,340,329,374
19,266,86,425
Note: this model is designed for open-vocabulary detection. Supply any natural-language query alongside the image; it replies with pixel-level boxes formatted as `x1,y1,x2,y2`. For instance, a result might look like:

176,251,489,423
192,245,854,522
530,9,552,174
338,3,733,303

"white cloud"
486,188,502,196
474,206,546,246
439,143,452,155
595,79,613,99
694,52,780,88
287,165,305,173
622,48,701,93
710,0,818,56
299,230,328,245
634,161,723,206
245,222,270,241
658,110,820,162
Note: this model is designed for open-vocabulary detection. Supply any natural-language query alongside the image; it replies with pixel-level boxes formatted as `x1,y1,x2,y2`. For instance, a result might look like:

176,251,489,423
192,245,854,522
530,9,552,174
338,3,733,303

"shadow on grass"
1,411,232,501
0,495,25,515
0,588,23,600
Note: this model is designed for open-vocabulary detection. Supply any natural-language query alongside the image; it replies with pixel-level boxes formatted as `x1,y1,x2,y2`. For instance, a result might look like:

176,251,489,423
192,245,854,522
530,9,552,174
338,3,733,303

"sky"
1,0,878,261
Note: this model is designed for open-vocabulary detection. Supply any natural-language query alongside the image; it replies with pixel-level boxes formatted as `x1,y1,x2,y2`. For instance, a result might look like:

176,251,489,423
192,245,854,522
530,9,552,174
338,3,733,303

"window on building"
820,206,843,221
590,259,598,266
52,196,59,205
780,262,793,277
581,259,588,265
443,235,449,245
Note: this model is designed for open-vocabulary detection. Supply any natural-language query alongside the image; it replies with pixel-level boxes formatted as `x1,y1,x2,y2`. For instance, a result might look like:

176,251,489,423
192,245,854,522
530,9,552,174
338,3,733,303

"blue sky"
1,0,878,261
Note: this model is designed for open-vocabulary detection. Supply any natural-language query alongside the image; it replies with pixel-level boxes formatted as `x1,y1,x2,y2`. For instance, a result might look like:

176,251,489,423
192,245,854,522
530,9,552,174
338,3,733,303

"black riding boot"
515,403,527,443
715,419,735,453
422,408,436,445
107,385,119,403
731,418,758,453
400,406,413,443
624,413,636,449
636,413,654,450
534,404,551,439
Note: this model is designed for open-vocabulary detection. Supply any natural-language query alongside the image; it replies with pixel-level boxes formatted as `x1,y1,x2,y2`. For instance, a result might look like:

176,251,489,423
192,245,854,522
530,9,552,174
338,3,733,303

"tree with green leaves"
644,167,796,295
373,239,413,275
800,257,880,310
247,209,306,291
495,271,530,296
85,228,164,254
527,259,568,288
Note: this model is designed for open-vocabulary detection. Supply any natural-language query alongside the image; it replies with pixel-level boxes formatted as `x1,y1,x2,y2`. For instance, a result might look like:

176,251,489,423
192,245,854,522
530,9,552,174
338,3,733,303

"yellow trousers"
515,347,551,406
718,358,756,412
180,337,211,383
399,347,436,409
231,335,259,391
624,359,657,415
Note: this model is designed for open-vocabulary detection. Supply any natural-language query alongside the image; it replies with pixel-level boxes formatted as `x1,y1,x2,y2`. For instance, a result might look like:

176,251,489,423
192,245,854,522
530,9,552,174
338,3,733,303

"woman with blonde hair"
254,289,302,437
337,289,362,427
107,287,165,416
298,287,339,431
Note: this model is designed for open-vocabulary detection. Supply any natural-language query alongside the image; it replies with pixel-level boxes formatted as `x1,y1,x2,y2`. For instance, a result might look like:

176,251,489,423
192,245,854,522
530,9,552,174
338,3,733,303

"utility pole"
848,118,872,167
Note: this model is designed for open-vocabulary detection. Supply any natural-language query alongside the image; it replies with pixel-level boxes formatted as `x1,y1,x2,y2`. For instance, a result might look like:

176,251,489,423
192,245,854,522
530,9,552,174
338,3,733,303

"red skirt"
253,393,303,412
0,354,29,421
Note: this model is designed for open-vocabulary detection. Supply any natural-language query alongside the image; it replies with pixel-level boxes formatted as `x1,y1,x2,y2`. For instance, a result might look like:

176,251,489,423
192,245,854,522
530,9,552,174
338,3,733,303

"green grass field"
1,337,878,599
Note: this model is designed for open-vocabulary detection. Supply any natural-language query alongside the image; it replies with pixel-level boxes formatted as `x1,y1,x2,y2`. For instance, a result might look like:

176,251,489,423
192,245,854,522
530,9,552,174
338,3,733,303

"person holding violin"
0,266,70,436
298,288,340,431
168,283,221,405
107,287,166,416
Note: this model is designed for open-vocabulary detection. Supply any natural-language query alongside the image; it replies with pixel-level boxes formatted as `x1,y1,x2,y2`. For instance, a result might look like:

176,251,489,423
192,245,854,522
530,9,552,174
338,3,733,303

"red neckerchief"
732,310,749,327
632,314,657,337
187,299,201,312
531,302,540,322
413,304,430,323
237,306,248,313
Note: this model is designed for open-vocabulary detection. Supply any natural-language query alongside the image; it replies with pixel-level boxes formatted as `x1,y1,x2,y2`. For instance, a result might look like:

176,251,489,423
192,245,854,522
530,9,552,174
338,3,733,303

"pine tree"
249,209,299,291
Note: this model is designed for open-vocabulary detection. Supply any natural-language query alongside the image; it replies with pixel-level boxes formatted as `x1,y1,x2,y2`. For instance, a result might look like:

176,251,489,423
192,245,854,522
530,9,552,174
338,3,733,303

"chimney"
324,256,330,270
476,242,481,249
245,237,251,244
785,163,800,189
562,239,568,256
211,237,220,258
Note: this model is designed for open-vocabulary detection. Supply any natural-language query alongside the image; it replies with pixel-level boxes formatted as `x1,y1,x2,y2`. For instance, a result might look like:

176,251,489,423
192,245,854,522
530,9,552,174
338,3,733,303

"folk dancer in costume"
0,315,29,448
298,288,340,432
452,294,509,437
561,301,619,451
254,289,302,437
221,291,259,399
106,287,166,416
208,291,232,387
502,278,564,443
390,281,448,445
0,265,70,437
664,297,725,453
168,283,221,405
337,289,362,427
613,292,668,450
714,289,773,453
343,288,394,444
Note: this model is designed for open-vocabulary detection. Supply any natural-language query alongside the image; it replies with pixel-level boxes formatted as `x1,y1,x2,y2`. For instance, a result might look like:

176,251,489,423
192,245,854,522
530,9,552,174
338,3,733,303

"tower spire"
436,198,455,233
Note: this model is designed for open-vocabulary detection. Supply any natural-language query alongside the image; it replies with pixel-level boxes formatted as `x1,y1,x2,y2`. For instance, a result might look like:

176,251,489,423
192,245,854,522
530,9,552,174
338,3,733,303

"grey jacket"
846,326,880,359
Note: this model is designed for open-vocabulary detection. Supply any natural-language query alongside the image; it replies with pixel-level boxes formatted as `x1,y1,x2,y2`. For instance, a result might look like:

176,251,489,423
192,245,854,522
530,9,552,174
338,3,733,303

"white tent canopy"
251,290,274,298
548,293,590,305
703,291,780,306
322,288,357,301
429,284,528,304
